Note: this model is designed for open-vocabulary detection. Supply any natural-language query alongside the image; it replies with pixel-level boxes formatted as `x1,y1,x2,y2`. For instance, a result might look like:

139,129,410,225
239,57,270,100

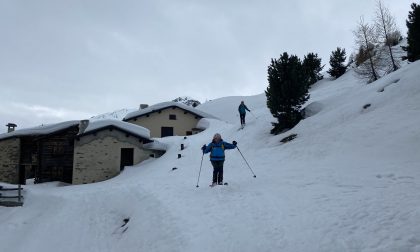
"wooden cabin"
0,121,80,184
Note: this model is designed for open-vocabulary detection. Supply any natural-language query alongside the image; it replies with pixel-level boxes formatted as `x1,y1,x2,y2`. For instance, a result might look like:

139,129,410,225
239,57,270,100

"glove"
201,145,206,151
232,141,237,146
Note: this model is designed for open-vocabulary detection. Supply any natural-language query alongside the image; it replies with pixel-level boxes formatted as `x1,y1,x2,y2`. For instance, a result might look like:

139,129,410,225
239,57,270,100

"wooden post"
18,184,21,203
181,144,184,150
177,154,181,159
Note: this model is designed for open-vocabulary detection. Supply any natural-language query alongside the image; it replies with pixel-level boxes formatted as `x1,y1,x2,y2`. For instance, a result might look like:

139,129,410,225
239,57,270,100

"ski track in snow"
1,61,420,251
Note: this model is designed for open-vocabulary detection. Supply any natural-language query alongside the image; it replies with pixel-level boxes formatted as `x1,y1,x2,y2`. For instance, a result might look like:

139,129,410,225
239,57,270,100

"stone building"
72,120,155,184
0,137,20,184
0,120,162,185
123,102,216,138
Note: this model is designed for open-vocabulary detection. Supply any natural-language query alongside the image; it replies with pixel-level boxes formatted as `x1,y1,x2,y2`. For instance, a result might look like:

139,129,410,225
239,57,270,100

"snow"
143,141,167,151
0,119,152,142
1,61,420,251
123,101,217,121
197,93,269,124
0,120,80,141
82,119,151,140
91,108,137,121
195,118,211,130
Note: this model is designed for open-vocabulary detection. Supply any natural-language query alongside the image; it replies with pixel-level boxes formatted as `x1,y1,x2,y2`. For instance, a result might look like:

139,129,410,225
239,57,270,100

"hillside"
1,61,420,251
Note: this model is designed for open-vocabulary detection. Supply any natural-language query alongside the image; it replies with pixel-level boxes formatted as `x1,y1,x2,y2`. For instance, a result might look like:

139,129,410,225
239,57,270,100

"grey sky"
0,0,413,131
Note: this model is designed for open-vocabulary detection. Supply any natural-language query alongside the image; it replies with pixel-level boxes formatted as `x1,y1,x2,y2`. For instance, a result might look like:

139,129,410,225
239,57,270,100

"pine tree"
266,52,310,134
406,3,420,62
327,47,348,79
302,53,324,85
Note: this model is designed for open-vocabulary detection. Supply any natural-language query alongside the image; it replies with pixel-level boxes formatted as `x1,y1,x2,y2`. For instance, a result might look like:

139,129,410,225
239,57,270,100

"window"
169,114,176,120
161,127,174,137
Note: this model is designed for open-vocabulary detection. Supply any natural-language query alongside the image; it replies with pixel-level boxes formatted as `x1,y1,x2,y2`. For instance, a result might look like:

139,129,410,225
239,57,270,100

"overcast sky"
0,0,414,131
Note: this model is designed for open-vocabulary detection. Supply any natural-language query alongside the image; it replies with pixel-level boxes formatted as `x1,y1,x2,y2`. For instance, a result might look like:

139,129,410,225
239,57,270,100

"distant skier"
201,133,237,186
238,101,251,127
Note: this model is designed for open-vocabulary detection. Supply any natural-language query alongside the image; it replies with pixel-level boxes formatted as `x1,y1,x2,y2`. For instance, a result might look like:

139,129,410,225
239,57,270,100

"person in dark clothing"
201,133,237,186
238,101,251,127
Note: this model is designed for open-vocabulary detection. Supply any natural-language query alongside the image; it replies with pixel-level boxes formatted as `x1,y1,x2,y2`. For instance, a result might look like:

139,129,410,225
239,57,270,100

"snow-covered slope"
1,62,420,252
197,93,270,124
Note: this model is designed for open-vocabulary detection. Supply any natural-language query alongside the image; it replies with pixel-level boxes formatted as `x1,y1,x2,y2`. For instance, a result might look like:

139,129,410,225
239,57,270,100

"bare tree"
353,17,379,83
374,0,400,71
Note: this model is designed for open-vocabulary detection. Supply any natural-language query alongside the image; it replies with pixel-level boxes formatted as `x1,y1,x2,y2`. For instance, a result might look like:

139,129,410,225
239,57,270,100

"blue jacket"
238,104,250,115
203,140,236,161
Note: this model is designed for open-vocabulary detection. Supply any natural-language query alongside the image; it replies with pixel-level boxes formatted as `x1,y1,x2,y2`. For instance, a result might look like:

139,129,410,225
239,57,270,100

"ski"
209,182,228,187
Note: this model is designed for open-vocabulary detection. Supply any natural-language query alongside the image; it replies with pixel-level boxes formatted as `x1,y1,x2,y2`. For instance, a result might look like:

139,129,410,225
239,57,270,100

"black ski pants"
211,160,224,183
240,113,246,125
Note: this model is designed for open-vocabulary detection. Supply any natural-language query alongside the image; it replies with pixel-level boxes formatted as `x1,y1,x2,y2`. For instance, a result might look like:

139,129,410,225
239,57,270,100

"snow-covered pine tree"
266,52,309,134
327,47,348,79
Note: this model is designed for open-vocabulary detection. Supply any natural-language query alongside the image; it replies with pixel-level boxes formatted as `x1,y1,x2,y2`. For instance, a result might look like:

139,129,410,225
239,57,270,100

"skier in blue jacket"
238,101,251,127
201,133,237,186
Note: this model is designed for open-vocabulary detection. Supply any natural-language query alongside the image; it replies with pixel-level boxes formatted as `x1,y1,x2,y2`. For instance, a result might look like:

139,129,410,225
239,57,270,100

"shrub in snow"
280,134,297,143
363,104,372,109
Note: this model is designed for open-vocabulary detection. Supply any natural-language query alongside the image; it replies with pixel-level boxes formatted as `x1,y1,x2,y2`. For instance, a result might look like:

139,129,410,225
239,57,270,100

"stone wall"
127,107,200,137
73,129,152,184
0,138,20,184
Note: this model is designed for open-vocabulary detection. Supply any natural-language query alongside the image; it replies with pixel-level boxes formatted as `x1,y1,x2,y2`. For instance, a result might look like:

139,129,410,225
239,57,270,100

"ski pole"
196,153,204,187
236,146,257,178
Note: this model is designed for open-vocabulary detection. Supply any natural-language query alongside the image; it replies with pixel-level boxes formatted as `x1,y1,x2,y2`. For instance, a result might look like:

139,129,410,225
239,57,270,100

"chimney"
6,123,17,133
78,120,89,134
139,104,148,110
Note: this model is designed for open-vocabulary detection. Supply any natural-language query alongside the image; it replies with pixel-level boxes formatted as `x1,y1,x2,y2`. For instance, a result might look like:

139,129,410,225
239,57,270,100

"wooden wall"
33,126,79,184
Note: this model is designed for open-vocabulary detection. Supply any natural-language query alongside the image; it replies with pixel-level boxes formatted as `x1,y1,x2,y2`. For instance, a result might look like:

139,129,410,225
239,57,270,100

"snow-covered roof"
0,120,80,141
143,140,167,151
0,119,152,143
123,102,217,121
79,119,151,141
